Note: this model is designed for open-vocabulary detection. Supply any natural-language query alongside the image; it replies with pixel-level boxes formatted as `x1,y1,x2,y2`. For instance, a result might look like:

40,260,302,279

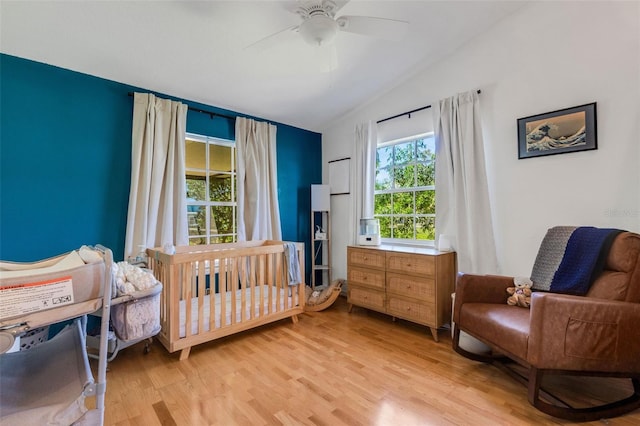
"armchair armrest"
453,273,514,323
528,292,640,372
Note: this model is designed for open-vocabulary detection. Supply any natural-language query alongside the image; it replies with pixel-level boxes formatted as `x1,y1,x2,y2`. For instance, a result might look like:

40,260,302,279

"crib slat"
249,255,256,320
184,264,193,338
276,252,283,312
230,257,238,325
267,252,274,314
240,256,246,323
197,260,205,335
258,254,265,317
219,257,227,328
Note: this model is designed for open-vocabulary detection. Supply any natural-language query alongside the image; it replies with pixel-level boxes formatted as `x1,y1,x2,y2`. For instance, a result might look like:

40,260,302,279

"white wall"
323,1,640,280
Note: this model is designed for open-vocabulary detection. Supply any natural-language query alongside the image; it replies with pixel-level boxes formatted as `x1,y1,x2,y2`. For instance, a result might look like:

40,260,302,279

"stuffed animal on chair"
506,277,533,308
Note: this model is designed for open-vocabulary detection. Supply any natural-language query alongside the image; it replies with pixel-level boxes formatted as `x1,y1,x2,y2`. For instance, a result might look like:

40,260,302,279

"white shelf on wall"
311,210,331,289
311,184,331,289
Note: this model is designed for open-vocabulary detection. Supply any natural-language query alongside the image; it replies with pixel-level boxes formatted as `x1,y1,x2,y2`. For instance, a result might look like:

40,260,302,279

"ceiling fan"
246,0,410,51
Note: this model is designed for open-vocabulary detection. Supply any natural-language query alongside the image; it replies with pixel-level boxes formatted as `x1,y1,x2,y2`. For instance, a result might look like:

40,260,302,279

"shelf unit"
311,210,331,289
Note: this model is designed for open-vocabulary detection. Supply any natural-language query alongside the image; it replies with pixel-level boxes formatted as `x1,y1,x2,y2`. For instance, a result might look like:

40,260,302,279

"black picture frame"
517,102,597,159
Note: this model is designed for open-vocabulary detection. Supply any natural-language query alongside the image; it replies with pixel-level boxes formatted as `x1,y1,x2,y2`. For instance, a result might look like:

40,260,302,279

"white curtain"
124,93,188,260
352,121,377,243
434,91,498,274
235,117,282,241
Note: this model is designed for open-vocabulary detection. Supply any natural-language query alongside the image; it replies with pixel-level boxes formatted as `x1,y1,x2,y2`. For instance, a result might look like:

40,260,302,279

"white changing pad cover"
179,285,300,337
0,251,85,279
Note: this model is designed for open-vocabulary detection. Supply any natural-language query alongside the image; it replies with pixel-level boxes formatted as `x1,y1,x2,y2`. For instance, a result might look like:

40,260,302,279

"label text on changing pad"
0,276,74,319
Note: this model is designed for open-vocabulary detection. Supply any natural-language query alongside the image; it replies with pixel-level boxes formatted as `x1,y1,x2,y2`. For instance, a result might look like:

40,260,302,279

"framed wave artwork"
517,102,597,159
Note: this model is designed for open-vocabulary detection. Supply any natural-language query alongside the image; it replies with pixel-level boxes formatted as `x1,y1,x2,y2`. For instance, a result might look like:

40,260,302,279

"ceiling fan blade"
330,0,350,15
336,15,409,41
244,25,299,52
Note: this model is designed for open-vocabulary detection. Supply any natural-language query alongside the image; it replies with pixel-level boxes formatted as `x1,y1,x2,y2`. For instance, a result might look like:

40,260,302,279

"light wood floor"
94,296,640,425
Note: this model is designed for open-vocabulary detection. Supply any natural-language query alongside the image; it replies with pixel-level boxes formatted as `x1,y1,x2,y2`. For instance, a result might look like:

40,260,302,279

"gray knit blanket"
530,226,622,295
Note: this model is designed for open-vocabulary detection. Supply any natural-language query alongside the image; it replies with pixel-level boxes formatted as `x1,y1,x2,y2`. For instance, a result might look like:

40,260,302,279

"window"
374,133,436,244
185,133,237,245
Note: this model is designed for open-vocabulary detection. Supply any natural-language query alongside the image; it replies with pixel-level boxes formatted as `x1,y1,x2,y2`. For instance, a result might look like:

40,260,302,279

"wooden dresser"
347,245,456,341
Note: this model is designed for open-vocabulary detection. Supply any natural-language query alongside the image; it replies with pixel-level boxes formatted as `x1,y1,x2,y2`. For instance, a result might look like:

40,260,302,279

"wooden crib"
147,240,305,360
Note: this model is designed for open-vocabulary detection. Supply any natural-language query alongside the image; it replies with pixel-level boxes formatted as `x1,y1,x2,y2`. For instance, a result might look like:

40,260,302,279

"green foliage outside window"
186,136,236,245
374,135,436,242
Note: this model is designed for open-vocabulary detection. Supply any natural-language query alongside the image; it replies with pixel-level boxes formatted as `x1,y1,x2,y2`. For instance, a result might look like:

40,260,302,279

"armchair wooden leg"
528,367,640,422
452,326,502,363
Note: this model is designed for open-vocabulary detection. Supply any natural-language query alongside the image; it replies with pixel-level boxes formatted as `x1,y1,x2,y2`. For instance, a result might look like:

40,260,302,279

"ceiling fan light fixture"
299,15,338,46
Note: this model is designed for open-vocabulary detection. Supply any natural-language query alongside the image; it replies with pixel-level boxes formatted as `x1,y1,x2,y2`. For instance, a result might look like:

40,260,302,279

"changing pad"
0,251,85,279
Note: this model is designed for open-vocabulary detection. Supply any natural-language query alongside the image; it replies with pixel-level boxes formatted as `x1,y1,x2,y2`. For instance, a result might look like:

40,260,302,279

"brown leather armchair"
452,231,640,421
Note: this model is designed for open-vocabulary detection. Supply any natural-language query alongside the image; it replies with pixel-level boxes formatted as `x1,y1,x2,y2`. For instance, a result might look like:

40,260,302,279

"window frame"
374,132,436,246
185,132,237,245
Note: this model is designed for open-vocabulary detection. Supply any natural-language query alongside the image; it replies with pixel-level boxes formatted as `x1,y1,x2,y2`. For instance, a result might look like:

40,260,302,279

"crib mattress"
179,285,300,337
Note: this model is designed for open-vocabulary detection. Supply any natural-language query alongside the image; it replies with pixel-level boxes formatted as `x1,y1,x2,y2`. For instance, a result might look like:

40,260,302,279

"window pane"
186,175,206,202
208,144,232,172
374,193,391,215
416,190,435,214
393,216,414,239
416,137,436,162
393,165,415,188
187,205,206,237
416,217,436,240
186,139,206,170
416,163,435,187
211,206,233,235
393,191,413,214
377,145,393,169
393,141,414,164
378,216,391,238
209,174,232,202
375,168,392,191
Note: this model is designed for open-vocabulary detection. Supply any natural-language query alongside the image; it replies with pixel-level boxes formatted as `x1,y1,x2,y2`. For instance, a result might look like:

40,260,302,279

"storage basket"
111,284,162,342
19,326,50,351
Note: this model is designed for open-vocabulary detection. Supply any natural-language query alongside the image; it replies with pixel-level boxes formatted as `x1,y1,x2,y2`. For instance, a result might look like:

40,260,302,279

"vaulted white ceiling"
0,0,527,132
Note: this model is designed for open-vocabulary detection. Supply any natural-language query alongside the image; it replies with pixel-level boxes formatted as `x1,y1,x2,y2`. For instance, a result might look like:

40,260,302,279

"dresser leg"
429,327,439,342
348,303,353,313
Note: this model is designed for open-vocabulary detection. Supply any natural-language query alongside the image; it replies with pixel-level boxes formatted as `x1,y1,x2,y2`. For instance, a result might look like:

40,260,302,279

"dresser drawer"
386,252,434,277
387,296,435,325
387,272,435,301
348,287,385,310
348,247,385,269
348,267,385,290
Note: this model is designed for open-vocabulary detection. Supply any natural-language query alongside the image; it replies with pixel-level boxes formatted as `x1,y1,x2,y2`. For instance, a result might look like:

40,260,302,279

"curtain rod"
376,90,482,124
127,92,236,122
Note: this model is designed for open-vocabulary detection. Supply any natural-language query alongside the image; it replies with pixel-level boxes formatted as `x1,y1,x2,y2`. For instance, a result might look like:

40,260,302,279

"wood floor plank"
95,296,640,425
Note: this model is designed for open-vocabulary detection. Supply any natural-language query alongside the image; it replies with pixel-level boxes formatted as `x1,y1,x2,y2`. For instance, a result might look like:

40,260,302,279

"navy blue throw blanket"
549,227,623,295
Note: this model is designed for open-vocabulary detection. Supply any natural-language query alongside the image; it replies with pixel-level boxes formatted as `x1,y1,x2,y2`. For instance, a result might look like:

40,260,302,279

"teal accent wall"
0,54,321,280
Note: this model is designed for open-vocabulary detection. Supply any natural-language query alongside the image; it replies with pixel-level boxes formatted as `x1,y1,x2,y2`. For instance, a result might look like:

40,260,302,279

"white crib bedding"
178,285,300,338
